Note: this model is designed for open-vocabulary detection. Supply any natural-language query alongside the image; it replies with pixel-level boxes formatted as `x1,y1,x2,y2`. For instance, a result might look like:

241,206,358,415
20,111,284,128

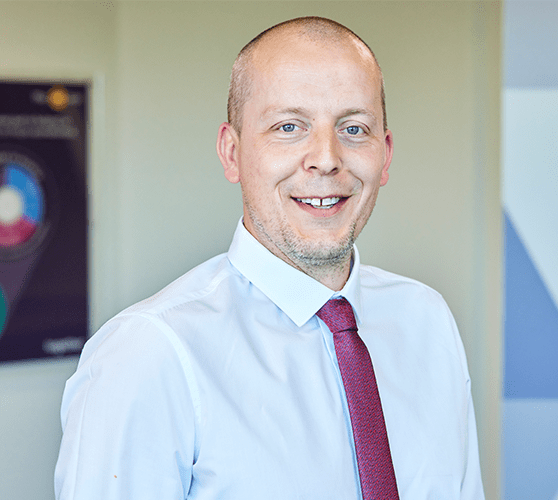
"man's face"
219,34,393,271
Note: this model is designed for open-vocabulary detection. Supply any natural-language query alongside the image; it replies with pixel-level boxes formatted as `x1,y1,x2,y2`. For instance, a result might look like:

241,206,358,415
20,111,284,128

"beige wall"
0,2,501,499
1,3,118,499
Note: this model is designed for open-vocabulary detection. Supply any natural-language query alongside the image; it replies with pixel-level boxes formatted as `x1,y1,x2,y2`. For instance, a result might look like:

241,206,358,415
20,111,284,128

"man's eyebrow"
260,106,378,125
338,108,378,122
261,107,310,119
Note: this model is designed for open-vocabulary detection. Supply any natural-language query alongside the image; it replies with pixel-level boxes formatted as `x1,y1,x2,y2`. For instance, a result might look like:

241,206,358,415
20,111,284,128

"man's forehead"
250,29,374,66
248,38,381,99
248,39,379,94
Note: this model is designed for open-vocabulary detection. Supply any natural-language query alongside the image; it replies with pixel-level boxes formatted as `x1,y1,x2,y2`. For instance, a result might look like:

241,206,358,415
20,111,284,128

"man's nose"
302,127,341,174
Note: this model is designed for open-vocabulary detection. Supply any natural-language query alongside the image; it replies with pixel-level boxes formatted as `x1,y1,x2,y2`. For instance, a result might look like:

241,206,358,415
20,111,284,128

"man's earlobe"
380,129,394,187
216,123,240,184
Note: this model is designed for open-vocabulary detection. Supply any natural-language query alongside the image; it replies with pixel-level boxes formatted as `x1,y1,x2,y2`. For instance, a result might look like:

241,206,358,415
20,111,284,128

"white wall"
0,2,502,499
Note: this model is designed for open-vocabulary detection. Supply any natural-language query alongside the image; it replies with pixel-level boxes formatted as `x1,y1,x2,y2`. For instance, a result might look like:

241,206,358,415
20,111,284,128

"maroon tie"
317,298,399,499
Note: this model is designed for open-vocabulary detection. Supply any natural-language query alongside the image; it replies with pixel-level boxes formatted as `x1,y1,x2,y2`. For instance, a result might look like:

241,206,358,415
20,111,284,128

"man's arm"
461,383,485,499
55,314,196,500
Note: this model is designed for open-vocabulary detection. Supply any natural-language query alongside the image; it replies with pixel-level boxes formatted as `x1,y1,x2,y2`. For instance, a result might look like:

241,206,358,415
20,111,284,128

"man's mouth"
294,197,343,209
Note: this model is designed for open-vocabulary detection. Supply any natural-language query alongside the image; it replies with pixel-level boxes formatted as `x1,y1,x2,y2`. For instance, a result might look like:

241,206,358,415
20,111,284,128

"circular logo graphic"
47,85,70,111
0,152,48,260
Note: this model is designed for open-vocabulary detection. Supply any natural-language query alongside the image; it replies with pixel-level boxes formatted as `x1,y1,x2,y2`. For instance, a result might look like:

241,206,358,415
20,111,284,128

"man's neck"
277,248,353,292
298,255,352,291
242,219,353,291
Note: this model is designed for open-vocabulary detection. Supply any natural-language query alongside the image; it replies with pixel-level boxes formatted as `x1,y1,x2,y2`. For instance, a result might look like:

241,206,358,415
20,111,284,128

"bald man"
55,17,485,500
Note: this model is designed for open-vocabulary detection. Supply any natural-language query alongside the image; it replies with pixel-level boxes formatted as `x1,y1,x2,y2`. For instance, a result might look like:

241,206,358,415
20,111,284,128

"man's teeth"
297,197,341,208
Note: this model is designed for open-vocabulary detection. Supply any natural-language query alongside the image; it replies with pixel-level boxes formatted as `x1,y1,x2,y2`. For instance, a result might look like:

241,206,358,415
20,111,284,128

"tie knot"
316,298,357,335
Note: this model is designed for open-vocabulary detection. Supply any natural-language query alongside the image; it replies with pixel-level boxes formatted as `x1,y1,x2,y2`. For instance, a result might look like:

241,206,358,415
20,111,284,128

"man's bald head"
227,16,387,135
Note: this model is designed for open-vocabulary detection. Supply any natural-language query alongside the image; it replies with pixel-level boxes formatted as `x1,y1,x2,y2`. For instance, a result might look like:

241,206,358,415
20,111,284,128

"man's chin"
285,239,354,268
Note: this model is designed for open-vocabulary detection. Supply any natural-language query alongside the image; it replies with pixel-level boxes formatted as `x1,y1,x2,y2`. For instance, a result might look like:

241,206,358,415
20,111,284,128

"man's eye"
280,123,297,132
346,125,362,135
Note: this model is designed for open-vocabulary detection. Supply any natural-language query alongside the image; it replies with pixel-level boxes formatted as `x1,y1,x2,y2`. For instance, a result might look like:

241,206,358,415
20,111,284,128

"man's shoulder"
357,263,455,326
358,264,465,369
78,252,242,366
359,263,443,300
122,251,238,317
90,252,238,340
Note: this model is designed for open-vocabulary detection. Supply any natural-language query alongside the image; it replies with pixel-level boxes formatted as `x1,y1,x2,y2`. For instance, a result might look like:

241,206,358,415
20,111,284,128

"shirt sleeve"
461,384,486,499
55,314,196,500
440,293,486,499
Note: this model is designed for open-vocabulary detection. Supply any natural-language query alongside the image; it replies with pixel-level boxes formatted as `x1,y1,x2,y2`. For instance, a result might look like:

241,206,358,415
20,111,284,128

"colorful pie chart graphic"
0,162,45,255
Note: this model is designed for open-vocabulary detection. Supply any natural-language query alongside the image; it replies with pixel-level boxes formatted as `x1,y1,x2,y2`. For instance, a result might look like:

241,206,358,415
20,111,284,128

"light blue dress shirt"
55,219,485,499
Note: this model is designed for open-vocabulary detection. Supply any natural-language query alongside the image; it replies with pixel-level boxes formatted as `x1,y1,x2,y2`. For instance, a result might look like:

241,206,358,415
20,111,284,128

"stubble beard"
245,200,357,272
279,219,356,268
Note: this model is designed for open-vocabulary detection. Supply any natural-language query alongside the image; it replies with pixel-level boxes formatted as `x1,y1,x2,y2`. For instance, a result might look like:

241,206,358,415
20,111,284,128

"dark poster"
0,81,88,362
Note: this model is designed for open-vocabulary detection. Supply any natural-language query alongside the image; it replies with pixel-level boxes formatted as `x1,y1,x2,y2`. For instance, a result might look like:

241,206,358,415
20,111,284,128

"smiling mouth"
293,197,345,209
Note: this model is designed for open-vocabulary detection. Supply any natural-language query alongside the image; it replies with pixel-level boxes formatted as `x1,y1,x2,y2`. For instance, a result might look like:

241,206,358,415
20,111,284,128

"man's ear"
380,129,393,187
216,122,240,184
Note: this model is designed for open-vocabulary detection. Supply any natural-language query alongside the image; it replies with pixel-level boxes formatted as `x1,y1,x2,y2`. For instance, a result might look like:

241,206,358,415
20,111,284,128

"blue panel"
504,1,558,88
504,212,558,398
503,399,558,500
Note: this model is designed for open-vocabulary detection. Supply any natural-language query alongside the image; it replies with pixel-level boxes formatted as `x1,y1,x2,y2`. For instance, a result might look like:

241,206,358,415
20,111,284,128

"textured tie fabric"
317,298,399,500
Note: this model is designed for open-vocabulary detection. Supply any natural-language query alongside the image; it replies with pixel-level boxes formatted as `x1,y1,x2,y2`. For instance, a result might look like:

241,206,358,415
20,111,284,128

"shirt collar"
227,219,362,327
